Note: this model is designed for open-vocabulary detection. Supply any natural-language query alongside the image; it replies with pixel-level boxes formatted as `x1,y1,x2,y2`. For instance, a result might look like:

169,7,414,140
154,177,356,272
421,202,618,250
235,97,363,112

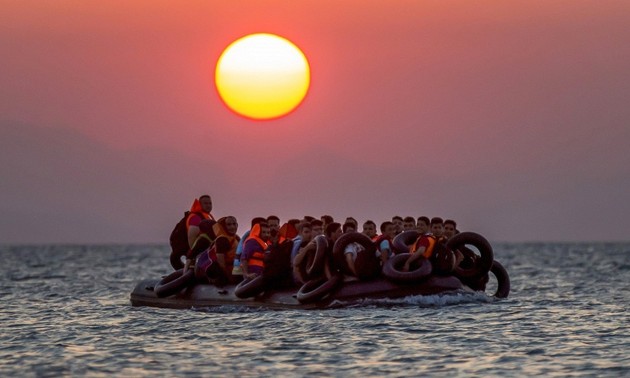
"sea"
1,242,628,377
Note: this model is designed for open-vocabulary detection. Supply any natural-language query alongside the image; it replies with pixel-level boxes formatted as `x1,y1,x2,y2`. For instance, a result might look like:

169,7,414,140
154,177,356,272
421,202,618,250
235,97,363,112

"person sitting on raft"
213,216,240,283
240,222,271,279
341,222,364,276
186,195,215,249
232,217,266,281
374,221,396,266
402,225,438,272
183,219,216,273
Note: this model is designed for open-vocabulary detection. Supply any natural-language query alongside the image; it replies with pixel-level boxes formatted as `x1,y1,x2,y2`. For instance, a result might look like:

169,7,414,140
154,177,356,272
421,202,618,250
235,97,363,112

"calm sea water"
1,242,628,377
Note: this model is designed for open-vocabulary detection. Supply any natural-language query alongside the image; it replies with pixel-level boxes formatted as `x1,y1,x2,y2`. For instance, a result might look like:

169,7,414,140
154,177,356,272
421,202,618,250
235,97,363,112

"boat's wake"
328,290,495,309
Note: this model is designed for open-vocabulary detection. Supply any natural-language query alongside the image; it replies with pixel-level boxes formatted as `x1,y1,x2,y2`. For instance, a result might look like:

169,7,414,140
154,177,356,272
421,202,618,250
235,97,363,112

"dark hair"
321,215,334,224
267,215,280,223
430,217,444,225
298,221,311,232
403,216,416,223
199,194,211,201
392,215,403,222
325,222,341,237
380,221,394,233
288,218,301,227
311,219,323,227
303,216,316,222
258,221,270,229
444,219,457,228
345,217,358,225
342,222,356,233
250,217,267,228
417,216,430,226
363,220,376,228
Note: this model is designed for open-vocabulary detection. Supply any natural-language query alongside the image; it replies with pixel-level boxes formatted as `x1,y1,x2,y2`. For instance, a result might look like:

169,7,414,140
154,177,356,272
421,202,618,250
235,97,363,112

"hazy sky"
1,1,629,244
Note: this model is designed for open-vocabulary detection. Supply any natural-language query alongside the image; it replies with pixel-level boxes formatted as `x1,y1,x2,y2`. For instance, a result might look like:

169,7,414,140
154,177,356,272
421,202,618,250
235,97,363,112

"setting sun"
215,33,310,120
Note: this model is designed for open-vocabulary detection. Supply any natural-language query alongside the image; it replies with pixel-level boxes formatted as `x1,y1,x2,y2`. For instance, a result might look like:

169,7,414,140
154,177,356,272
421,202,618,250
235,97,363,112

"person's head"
298,222,312,243
250,217,266,229
221,216,238,236
267,215,280,236
288,218,301,229
430,217,444,237
258,221,271,241
403,216,416,231
199,195,212,213
417,216,430,234
310,219,324,236
303,215,316,223
392,216,403,234
380,221,396,239
444,219,457,239
362,220,377,238
342,222,356,233
321,215,334,227
325,222,342,242
344,217,358,229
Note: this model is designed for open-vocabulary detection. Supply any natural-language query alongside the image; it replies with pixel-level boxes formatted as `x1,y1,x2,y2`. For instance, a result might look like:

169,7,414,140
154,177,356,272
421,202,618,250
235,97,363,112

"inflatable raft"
130,275,472,310
130,232,510,310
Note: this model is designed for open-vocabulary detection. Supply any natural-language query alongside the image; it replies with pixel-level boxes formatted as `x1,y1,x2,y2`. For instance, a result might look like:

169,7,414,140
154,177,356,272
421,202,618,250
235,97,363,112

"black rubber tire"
332,232,377,273
382,253,433,283
234,275,266,298
490,260,510,298
154,269,195,298
294,242,317,283
447,232,494,280
169,250,186,270
306,235,329,277
297,274,343,304
392,230,420,253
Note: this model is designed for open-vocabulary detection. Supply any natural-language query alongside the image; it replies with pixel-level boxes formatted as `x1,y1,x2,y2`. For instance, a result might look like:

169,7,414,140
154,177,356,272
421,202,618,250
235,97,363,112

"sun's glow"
215,33,310,120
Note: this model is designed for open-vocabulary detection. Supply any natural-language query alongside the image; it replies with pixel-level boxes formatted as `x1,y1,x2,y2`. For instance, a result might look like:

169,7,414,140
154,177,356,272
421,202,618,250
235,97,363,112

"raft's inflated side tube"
155,268,195,298
332,232,379,279
392,231,420,254
170,250,185,270
297,274,343,304
447,232,494,280
234,275,266,298
490,260,510,298
382,253,432,283
306,235,329,277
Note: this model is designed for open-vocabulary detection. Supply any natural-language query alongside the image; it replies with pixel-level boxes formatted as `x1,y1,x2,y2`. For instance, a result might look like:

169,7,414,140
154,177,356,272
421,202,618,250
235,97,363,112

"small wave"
328,291,494,309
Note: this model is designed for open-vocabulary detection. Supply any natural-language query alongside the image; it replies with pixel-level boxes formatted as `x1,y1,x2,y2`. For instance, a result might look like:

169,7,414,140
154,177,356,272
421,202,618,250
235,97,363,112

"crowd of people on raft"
172,195,467,288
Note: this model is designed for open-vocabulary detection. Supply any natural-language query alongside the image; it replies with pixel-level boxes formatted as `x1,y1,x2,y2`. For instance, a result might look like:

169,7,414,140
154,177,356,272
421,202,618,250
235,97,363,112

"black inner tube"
234,275,266,299
382,253,433,283
392,231,420,254
297,274,343,304
155,268,195,298
306,235,328,277
447,232,494,280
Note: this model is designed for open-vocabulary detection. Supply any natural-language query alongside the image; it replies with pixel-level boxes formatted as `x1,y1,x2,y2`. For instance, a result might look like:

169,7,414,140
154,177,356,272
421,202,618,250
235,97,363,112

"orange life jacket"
185,198,214,230
410,234,437,259
213,217,239,272
245,224,268,269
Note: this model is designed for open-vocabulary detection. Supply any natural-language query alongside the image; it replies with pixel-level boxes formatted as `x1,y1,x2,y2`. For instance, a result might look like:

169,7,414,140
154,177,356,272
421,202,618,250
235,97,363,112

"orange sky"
1,1,629,243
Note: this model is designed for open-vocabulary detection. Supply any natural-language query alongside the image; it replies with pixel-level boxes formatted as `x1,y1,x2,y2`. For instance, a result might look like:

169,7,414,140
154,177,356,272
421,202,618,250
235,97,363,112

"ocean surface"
1,242,628,377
